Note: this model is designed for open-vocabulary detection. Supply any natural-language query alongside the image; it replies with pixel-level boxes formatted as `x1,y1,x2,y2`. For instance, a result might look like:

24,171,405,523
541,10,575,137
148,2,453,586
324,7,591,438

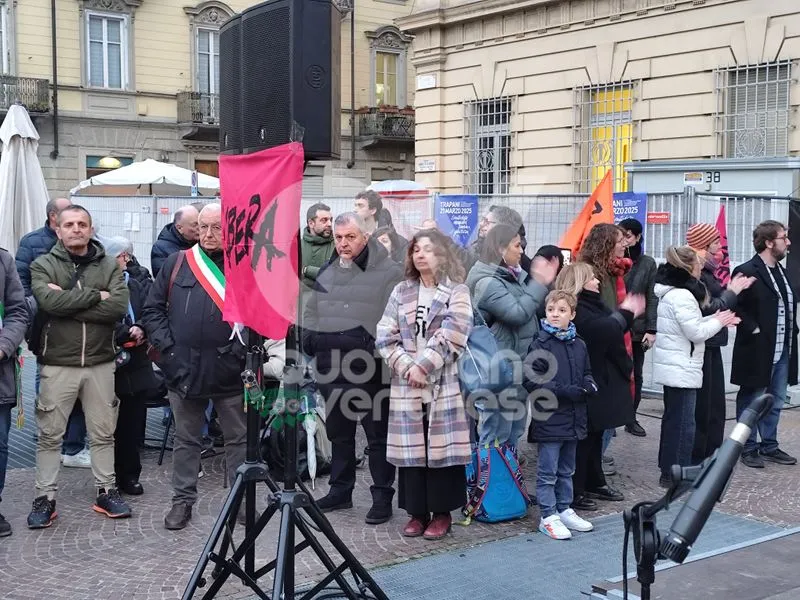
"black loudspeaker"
219,0,341,160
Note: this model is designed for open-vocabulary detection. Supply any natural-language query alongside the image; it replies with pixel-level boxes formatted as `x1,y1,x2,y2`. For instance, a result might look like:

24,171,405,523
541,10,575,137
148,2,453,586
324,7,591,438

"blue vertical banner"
190,170,199,197
613,191,647,251
435,194,479,248
612,192,647,227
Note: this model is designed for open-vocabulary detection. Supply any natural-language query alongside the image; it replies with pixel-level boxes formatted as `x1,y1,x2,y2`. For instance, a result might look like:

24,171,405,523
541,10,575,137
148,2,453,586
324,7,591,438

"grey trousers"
169,391,247,506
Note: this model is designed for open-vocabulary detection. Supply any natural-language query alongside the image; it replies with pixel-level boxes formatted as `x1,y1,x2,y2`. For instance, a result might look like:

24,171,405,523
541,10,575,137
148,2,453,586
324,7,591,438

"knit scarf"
609,257,635,399
541,320,577,341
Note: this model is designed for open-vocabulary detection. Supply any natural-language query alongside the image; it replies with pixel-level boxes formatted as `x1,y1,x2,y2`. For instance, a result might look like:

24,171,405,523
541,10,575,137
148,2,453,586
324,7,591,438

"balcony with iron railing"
0,76,50,113
356,106,415,149
177,91,219,126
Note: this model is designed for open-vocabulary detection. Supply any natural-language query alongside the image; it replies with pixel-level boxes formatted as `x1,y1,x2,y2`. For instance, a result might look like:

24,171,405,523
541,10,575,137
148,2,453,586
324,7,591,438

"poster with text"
435,194,479,248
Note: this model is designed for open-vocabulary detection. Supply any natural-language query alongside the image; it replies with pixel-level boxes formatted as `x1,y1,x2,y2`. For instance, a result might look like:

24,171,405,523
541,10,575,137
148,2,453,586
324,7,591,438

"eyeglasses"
774,235,790,241
199,224,222,235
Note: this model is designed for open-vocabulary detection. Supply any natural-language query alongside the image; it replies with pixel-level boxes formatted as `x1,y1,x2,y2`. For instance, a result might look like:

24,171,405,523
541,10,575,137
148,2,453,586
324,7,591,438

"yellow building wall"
16,0,412,121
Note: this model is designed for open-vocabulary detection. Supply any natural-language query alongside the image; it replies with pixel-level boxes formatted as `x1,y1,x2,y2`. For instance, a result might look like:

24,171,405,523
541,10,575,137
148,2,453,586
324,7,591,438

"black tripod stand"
182,328,389,600
622,464,704,600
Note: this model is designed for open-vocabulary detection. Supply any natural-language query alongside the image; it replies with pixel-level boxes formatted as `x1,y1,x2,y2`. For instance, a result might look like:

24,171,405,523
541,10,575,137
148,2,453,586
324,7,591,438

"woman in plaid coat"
376,228,473,541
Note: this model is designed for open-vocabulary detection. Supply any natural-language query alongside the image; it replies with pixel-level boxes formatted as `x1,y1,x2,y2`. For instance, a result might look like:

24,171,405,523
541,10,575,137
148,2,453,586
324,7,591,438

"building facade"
398,0,800,194
1,0,416,198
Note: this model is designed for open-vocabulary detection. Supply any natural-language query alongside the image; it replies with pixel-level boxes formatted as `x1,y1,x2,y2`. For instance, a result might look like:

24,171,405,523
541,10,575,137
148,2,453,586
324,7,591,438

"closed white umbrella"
0,103,49,256
70,158,220,196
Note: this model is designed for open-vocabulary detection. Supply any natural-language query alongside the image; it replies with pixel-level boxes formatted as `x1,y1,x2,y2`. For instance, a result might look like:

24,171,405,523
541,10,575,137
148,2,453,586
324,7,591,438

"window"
86,155,133,178
375,52,397,106
0,3,8,74
196,29,220,94
87,13,128,89
715,61,792,158
367,26,411,107
464,98,512,195
573,82,634,193
194,159,219,178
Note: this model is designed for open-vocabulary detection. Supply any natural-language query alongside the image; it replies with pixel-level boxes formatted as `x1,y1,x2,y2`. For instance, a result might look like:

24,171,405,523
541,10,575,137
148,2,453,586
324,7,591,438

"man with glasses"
142,204,248,530
465,205,531,274
731,220,798,468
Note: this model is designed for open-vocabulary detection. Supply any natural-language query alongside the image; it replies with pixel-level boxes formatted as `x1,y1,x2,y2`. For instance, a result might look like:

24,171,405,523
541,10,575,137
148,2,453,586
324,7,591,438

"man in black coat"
303,212,403,525
150,205,199,278
141,204,247,530
104,237,165,496
731,220,798,468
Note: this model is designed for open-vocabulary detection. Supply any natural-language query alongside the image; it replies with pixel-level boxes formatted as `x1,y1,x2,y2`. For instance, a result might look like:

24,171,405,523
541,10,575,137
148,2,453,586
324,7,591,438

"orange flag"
559,170,615,256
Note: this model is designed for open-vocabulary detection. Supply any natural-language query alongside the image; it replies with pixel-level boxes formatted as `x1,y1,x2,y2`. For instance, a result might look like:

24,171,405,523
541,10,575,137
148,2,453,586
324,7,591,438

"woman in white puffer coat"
652,246,740,487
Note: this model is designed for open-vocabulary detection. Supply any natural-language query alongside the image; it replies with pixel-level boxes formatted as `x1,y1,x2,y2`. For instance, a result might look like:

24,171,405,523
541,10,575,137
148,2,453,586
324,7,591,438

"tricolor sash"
185,244,225,313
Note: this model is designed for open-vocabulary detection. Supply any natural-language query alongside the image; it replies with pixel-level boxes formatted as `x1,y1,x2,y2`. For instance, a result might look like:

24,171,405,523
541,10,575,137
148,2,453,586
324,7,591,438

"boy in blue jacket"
525,290,597,540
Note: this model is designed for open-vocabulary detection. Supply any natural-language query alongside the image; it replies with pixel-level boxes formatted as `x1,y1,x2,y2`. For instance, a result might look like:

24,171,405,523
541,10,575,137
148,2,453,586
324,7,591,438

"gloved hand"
561,384,586,401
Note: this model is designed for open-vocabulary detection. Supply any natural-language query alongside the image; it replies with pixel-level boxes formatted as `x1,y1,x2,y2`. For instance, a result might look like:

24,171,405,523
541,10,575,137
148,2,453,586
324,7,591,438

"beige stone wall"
12,0,416,197
399,0,800,193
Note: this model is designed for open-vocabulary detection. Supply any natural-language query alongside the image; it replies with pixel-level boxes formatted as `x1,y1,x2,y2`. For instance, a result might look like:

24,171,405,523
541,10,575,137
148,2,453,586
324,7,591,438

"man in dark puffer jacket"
141,204,248,531
150,205,199,278
303,212,403,525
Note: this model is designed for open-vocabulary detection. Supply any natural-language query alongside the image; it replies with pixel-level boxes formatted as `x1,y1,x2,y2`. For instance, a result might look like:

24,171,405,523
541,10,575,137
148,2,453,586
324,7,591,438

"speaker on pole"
219,0,341,160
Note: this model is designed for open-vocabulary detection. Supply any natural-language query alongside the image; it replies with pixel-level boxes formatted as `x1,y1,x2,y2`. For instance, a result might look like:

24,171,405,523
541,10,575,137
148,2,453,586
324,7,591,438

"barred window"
573,82,634,194
464,98,511,195
715,61,792,158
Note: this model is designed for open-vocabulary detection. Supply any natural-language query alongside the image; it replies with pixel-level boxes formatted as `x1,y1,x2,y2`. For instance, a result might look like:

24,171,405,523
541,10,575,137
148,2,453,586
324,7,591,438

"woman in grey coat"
466,224,557,448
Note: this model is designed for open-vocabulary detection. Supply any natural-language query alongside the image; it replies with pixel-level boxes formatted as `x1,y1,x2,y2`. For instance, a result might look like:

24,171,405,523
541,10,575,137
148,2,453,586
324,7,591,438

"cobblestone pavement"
1,397,799,600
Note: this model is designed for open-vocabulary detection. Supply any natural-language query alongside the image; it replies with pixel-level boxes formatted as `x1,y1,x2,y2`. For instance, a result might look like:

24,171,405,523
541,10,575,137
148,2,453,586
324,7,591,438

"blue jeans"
36,363,86,456
536,440,578,518
602,428,615,455
0,404,11,502
659,387,697,477
736,345,789,455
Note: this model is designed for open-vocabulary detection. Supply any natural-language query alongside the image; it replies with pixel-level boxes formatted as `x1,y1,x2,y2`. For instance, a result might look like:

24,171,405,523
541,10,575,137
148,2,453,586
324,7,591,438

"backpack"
457,308,514,397
463,442,532,524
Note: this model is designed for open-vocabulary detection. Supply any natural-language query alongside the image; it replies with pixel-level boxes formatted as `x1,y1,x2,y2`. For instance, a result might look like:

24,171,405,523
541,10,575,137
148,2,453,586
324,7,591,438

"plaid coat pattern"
376,278,473,468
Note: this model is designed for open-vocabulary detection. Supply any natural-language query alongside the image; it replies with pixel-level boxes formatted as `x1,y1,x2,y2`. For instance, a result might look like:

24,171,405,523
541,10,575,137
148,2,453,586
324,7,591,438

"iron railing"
177,91,219,125
0,76,50,113
357,110,415,140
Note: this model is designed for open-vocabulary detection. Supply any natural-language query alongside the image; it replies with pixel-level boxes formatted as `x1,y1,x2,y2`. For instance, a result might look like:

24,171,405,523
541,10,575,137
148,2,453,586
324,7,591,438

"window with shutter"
715,61,793,158
0,4,7,74
86,12,128,89
464,98,512,195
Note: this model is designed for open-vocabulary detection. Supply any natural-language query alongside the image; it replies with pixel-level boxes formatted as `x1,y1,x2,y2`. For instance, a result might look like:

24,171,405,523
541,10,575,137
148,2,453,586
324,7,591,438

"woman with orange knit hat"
685,223,755,464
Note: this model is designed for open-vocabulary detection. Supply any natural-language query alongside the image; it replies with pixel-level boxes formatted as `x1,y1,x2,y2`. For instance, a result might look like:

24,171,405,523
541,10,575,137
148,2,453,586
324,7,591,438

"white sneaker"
62,448,92,469
558,508,594,532
539,515,572,540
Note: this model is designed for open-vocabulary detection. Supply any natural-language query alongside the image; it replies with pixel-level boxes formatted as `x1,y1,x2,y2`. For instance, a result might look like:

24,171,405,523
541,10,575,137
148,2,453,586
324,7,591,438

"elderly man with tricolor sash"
142,203,248,531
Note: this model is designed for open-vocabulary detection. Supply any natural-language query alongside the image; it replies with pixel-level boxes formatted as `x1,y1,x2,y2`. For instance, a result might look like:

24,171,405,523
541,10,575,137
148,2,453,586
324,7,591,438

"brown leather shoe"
402,515,429,537
423,513,452,540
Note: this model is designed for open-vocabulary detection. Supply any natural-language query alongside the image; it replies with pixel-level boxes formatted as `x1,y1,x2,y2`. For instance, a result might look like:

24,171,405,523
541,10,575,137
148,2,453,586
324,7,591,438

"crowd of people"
0,191,796,546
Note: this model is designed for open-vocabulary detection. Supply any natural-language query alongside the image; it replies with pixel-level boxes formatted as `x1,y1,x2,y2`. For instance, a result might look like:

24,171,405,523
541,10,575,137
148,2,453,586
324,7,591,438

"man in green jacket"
26,205,131,528
301,202,334,296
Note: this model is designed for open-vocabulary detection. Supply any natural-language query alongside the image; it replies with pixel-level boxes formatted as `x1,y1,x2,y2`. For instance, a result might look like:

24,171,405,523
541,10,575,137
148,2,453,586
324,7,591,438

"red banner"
220,142,304,340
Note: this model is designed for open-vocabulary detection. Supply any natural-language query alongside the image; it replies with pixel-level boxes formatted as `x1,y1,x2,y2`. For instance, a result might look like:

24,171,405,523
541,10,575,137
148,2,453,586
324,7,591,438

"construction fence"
79,188,791,273
77,189,794,396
